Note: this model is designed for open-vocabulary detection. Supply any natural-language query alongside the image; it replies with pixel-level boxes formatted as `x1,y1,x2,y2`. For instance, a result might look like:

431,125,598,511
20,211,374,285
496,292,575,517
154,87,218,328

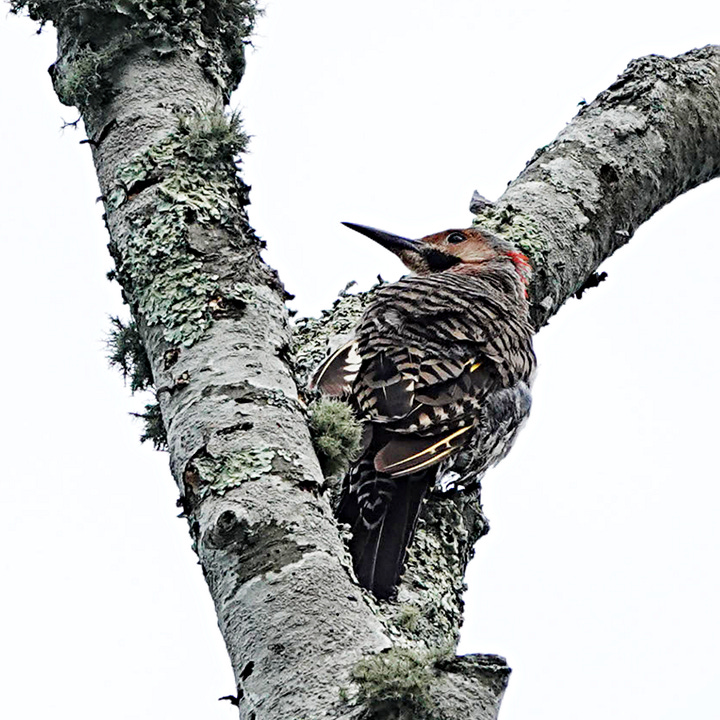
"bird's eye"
446,232,465,244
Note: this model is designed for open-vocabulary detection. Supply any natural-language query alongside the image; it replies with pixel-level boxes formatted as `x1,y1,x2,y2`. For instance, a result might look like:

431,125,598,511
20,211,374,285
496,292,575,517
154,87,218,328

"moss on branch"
107,316,154,391
108,318,169,449
308,398,362,477
350,646,451,720
131,402,168,450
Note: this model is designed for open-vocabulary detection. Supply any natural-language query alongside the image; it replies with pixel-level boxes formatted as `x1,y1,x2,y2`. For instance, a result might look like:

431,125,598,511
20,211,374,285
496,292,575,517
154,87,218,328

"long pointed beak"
341,222,421,255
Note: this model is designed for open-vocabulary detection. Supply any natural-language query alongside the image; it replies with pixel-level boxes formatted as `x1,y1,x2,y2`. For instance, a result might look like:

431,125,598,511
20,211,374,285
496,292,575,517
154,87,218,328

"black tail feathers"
337,462,432,599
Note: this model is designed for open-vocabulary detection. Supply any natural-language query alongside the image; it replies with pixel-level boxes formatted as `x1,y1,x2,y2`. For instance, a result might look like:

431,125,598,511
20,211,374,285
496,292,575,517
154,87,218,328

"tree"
2,1,716,720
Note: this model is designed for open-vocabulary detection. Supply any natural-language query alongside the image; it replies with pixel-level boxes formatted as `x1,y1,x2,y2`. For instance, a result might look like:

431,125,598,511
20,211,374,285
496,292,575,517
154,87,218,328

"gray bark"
479,46,720,329
13,2,720,717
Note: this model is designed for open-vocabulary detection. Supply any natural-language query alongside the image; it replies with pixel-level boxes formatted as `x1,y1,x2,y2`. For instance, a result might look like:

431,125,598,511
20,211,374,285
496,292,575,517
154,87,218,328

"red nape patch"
506,251,532,296
506,251,532,283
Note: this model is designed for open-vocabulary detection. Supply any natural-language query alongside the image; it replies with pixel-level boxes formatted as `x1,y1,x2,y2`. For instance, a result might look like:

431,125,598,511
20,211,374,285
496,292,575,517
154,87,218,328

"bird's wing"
354,351,494,476
373,424,474,476
308,340,362,396
351,273,534,475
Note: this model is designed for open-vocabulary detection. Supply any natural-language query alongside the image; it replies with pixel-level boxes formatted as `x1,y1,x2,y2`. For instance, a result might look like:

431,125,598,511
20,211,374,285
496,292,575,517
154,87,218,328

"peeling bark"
12,2,720,716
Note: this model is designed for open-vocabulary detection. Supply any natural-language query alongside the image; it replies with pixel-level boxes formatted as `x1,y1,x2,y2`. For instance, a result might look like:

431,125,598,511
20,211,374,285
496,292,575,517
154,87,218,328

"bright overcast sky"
1,2,719,719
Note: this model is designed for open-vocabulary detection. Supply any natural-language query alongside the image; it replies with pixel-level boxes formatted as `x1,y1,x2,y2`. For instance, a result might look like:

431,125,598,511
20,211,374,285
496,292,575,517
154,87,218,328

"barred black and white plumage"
311,223,536,598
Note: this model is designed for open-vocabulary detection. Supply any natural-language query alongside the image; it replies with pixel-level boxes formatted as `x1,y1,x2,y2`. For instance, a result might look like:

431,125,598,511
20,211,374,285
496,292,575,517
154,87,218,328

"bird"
310,222,536,598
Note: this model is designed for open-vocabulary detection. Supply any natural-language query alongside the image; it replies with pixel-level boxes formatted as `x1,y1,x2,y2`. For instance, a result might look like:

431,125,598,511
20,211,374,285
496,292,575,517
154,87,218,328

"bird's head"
342,222,532,284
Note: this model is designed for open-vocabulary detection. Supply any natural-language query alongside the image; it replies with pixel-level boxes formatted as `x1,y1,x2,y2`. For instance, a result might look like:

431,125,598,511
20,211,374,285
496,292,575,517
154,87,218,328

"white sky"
1,2,719,718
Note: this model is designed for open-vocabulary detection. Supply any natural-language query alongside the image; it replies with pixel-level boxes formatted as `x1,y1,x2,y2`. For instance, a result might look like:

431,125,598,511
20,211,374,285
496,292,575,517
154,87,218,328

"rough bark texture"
13,1,720,716
473,46,720,329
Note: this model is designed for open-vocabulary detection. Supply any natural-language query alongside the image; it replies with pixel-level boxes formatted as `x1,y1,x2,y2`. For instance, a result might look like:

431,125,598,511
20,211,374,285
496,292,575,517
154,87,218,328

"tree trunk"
11,2,720,718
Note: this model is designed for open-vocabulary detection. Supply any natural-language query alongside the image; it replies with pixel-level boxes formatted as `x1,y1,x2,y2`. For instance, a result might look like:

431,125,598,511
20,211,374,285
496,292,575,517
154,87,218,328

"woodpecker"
311,222,536,598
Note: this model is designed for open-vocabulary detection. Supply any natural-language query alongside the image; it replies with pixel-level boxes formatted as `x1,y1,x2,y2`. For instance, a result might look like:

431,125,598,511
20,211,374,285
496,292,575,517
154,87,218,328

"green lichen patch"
400,495,487,647
193,447,276,499
270,448,322,491
108,109,249,346
224,281,256,307
351,647,446,720
11,1,260,103
308,398,362,477
107,316,154,391
189,444,320,499
472,205,547,266
111,108,248,208
131,401,167,450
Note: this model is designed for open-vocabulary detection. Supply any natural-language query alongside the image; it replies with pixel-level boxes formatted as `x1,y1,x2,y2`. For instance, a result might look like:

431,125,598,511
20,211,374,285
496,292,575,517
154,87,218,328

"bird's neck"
450,252,532,291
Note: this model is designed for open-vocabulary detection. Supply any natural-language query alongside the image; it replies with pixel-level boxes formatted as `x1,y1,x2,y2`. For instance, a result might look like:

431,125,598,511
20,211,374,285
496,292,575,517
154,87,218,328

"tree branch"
13,1,720,715
474,45,720,329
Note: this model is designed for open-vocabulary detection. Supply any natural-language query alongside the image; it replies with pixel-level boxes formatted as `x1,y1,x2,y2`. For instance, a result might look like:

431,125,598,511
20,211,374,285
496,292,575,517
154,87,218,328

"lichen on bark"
471,205,548,269
184,445,320,504
107,108,250,347
10,0,259,103
14,3,720,716
494,46,720,329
